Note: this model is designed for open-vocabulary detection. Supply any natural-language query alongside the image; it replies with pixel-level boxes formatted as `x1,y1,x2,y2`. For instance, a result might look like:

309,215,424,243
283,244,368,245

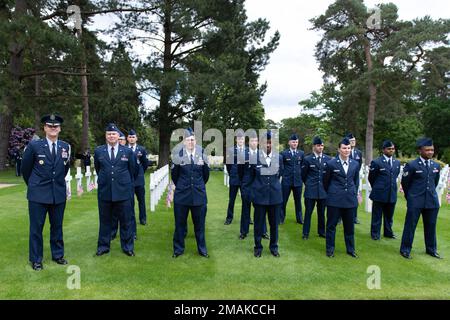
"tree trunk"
157,0,173,168
364,41,376,165
77,26,90,153
0,0,27,170
34,75,41,132
80,60,90,152
0,113,13,169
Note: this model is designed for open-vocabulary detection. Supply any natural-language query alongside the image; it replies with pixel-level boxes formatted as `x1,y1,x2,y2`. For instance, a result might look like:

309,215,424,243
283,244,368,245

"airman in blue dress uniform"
94,123,137,257
323,138,359,258
280,134,304,224
127,129,150,230
346,133,363,224
224,129,246,225
249,131,284,257
301,137,331,239
21,114,71,271
239,131,266,240
111,130,129,240
400,138,442,259
368,140,400,240
171,128,210,258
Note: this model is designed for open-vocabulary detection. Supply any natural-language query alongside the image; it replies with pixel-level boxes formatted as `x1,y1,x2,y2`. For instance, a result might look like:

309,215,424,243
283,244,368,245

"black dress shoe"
271,251,280,257
123,250,135,257
354,219,360,224
326,252,334,258
347,251,359,258
254,250,262,258
224,219,232,225
95,249,110,256
302,234,309,240
239,234,247,240
31,262,43,271
279,220,285,225
426,251,442,259
199,252,209,258
297,220,304,225
400,251,412,259
133,235,138,240
249,220,253,225
318,234,326,238
53,257,68,265
262,233,270,240
111,234,117,241
384,234,397,239
372,236,380,241
140,221,147,226
172,252,183,258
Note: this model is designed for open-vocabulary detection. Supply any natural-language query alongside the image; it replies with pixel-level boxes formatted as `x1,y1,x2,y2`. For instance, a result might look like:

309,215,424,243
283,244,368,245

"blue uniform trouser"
400,207,439,255
371,201,396,238
254,204,280,252
281,185,303,223
326,206,356,254
111,197,137,239
303,198,326,237
135,185,146,224
226,185,242,221
15,159,21,176
98,199,134,252
173,204,207,255
28,201,66,263
240,196,252,236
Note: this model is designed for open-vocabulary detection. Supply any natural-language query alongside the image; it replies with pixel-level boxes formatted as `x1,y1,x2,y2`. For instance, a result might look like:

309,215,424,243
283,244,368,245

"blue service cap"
128,129,137,136
235,129,245,138
345,132,355,140
313,136,323,145
382,140,394,149
340,137,351,146
41,114,63,125
289,134,299,141
118,131,125,139
416,138,433,148
105,123,120,133
184,127,194,138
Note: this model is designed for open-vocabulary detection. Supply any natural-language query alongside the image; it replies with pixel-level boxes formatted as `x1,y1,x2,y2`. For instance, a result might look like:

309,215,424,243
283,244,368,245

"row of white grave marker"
222,164,450,212
64,165,171,212
149,165,170,212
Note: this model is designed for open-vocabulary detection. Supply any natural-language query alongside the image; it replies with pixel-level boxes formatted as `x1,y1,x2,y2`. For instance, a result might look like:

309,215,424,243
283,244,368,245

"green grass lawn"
0,168,449,299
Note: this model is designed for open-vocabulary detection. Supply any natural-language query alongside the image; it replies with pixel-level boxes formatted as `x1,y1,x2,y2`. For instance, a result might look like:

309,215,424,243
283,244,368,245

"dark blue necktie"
190,154,194,165
111,147,115,162
52,143,56,161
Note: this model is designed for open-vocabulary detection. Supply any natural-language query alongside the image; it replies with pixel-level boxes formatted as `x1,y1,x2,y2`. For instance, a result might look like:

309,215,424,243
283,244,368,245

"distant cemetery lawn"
0,169,449,299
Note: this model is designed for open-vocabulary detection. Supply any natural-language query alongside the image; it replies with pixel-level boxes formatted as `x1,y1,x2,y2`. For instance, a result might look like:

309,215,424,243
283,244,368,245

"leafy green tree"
310,0,450,163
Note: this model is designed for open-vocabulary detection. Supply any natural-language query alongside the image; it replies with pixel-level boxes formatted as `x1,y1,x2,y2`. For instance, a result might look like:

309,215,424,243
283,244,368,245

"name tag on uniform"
256,165,262,168
38,154,46,158
121,156,128,161
380,168,386,171
333,169,340,172
286,158,291,161
310,165,316,168
433,169,439,173
415,170,423,173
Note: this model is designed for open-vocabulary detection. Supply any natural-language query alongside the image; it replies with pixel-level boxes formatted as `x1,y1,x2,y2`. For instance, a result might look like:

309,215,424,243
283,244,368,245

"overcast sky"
244,0,450,122
90,1,449,123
